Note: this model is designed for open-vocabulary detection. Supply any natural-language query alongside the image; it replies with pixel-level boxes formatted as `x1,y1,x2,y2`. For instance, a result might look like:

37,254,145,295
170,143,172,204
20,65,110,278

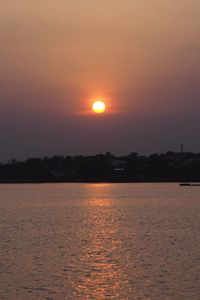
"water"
0,183,200,300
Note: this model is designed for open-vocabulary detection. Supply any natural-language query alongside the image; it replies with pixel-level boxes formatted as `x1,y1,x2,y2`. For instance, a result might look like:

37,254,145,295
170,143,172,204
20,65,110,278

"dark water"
0,183,200,299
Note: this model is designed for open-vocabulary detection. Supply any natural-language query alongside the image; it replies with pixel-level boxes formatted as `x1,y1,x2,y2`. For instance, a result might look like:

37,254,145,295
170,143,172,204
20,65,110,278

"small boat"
180,183,200,186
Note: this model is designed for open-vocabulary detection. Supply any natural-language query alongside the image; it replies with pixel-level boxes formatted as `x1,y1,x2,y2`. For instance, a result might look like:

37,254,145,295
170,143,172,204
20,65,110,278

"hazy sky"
0,0,200,161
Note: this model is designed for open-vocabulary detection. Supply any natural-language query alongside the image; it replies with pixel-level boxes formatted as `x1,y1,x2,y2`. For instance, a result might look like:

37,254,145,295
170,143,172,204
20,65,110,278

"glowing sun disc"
92,101,106,113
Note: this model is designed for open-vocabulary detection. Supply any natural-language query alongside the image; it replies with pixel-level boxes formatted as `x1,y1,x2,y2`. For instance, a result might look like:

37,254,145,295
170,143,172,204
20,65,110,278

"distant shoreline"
1,152,200,183
0,180,199,184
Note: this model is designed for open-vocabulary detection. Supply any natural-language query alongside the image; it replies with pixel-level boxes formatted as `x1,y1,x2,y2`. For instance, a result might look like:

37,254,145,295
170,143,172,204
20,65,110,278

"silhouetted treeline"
0,151,200,183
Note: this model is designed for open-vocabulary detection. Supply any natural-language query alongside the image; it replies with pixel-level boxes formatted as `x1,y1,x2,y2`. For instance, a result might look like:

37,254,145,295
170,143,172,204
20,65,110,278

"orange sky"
0,0,200,159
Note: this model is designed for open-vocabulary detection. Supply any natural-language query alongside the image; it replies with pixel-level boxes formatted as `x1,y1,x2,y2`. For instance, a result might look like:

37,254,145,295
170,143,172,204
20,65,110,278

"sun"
92,100,106,113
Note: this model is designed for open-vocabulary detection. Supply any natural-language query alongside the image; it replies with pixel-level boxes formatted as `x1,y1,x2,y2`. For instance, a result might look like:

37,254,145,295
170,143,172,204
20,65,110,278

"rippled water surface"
0,183,200,299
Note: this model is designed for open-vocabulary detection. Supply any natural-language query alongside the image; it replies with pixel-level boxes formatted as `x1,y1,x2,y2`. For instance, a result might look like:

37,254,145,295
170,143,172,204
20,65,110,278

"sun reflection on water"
72,195,130,299
85,197,112,207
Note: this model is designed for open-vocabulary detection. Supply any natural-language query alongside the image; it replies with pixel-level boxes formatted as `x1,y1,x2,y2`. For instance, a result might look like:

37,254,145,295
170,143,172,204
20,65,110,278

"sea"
0,183,200,300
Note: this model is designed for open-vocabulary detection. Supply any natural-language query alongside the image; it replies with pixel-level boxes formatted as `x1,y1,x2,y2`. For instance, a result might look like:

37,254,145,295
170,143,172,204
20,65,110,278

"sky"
0,0,200,161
